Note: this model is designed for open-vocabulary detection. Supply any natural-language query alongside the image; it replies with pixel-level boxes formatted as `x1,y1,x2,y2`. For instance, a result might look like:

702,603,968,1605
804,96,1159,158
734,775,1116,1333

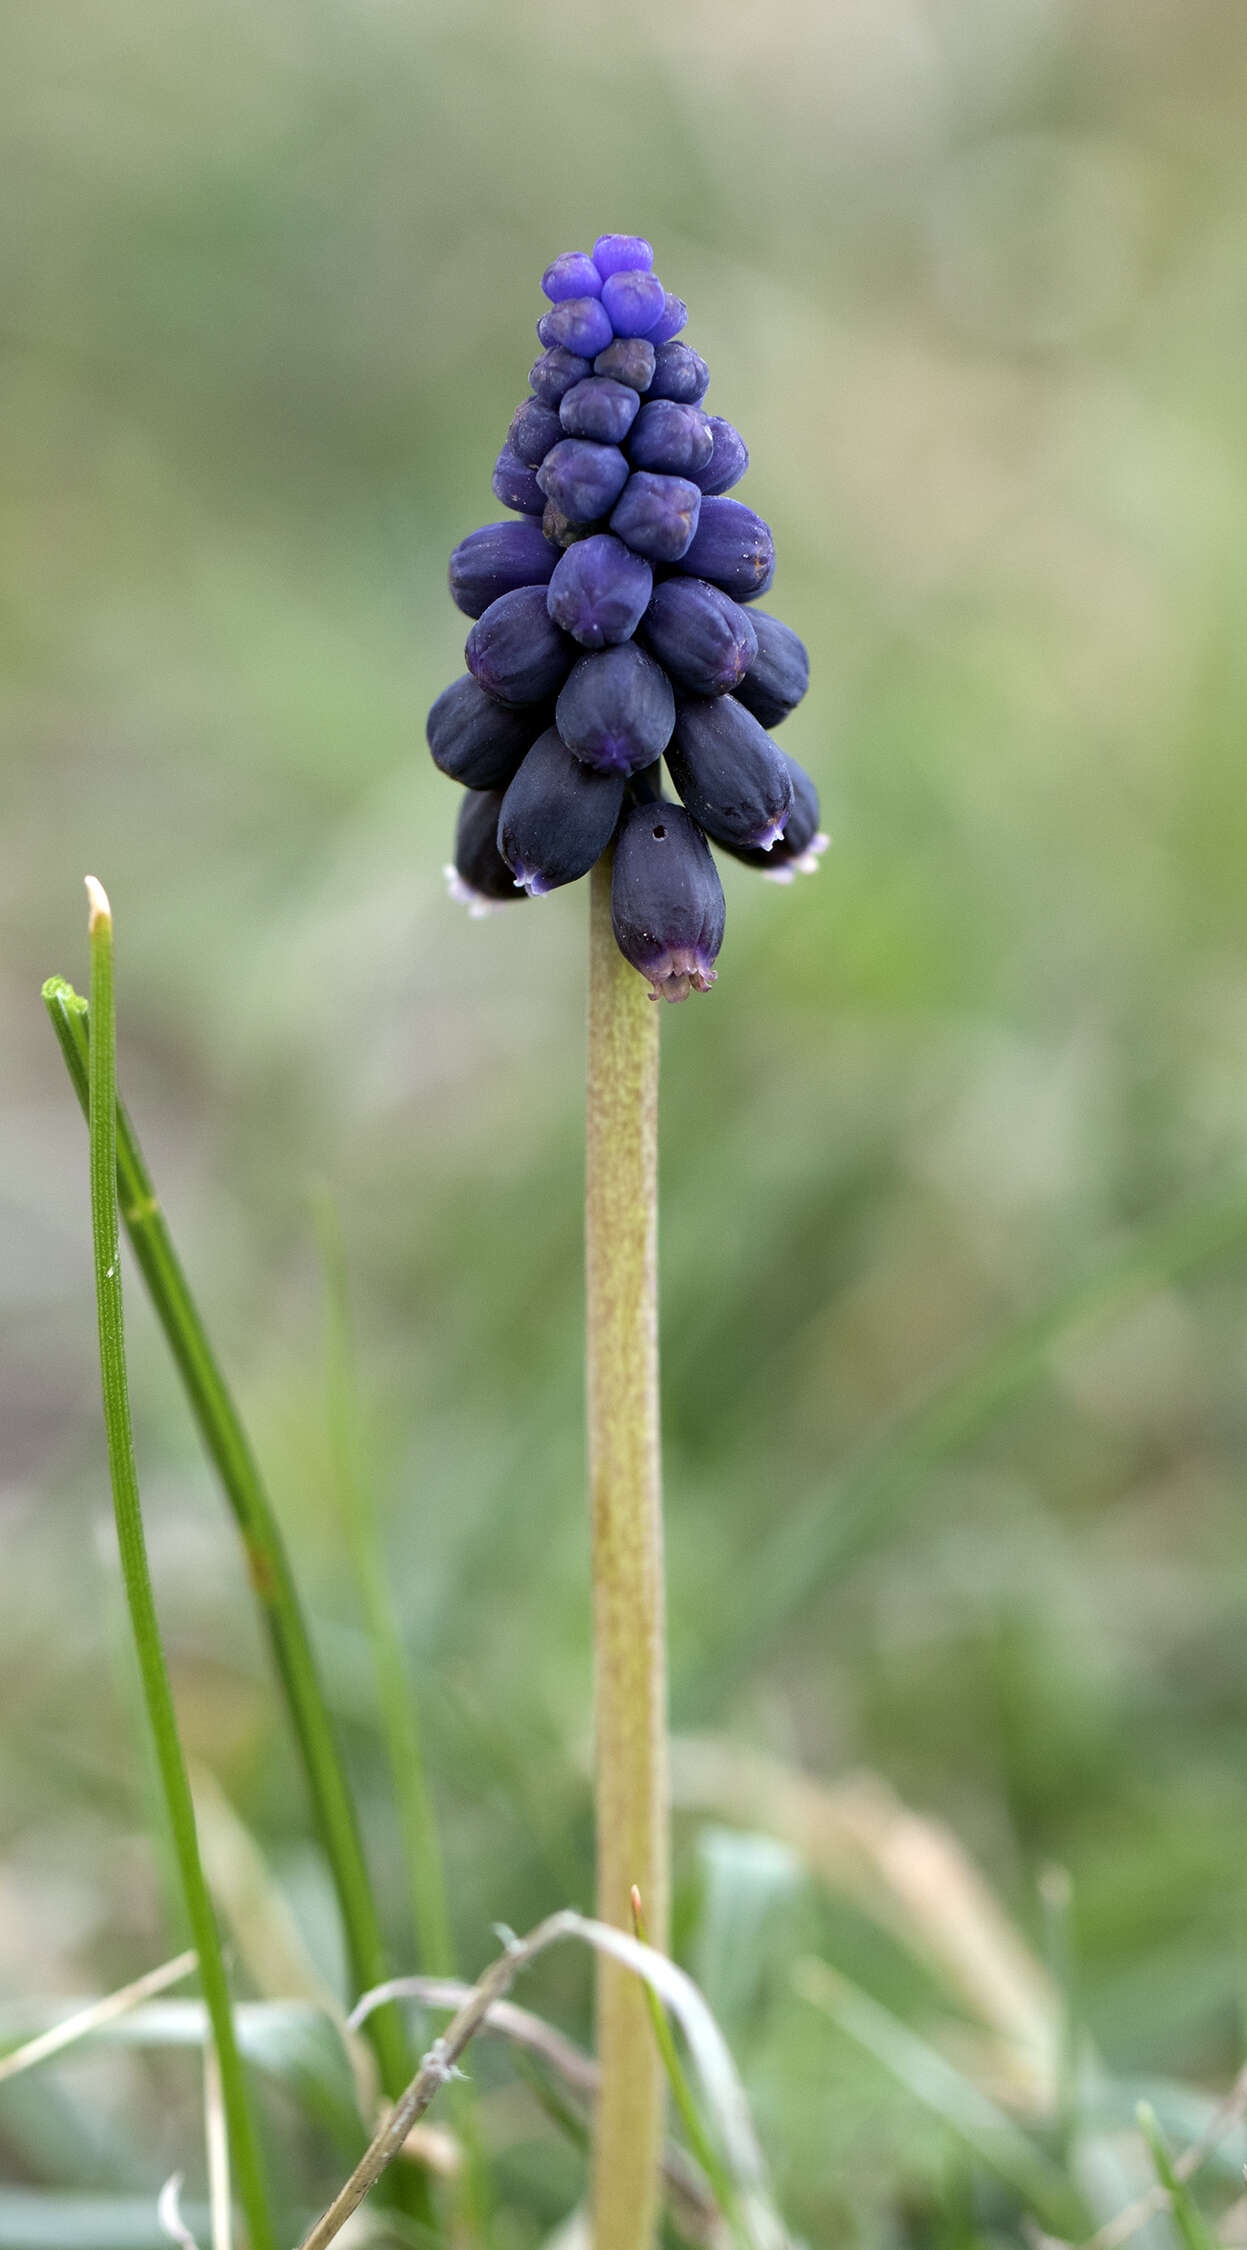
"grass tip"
42,974,86,1012
85,875,112,932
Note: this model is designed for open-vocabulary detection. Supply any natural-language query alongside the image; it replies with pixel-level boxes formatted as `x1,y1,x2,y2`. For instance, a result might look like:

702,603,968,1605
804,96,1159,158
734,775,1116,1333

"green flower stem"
82,881,274,2250
586,855,668,2250
41,979,420,2183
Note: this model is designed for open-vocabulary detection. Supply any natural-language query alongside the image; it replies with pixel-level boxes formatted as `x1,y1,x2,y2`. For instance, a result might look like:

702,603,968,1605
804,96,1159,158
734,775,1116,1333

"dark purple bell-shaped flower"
675,496,775,602
646,293,688,346
546,534,653,649
427,675,546,791
733,610,810,729
609,472,701,563
492,447,546,516
497,727,625,896
508,397,564,467
466,585,575,706
593,233,653,276
537,438,631,523
560,377,641,445
627,400,714,478
447,788,527,915
542,252,603,303
449,519,559,620
719,752,827,880
648,342,710,404
530,346,593,405
611,800,725,1003
601,269,666,338
556,644,675,777
665,694,794,853
593,336,656,392
540,296,614,358
692,417,749,496
641,578,757,698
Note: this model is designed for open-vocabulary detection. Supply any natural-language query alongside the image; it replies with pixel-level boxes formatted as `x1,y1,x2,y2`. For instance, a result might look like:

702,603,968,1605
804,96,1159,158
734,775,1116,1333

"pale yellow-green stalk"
585,854,668,2250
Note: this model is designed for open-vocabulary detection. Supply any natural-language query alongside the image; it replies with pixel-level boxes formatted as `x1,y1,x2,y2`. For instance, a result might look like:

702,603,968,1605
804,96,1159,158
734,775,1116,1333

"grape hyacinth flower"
428,233,822,988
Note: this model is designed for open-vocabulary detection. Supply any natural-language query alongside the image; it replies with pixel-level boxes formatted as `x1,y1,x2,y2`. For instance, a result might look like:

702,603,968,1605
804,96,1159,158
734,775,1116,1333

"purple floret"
601,269,666,339
541,251,603,303
733,610,809,728
508,396,564,468
529,347,593,406
593,234,654,277
627,399,714,478
691,417,749,496
556,643,675,776
648,342,710,404
466,585,575,706
665,693,794,852
448,788,525,915
559,377,641,445
719,752,826,879
546,534,653,649
610,800,725,1003
497,727,625,895
541,296,614,359
537,438,630,523
674,496,774,601
492,447,546,516
641,577,757,697
645,293,688,346
449,518,559,619
609,471,701,564
593,336,656,393
427,674,546,791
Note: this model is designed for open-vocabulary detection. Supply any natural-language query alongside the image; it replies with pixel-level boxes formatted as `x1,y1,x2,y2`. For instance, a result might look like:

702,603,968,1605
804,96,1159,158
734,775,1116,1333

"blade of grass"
204,2045,231,2250
794,1956,1087,2240
1136,2105,1221,2250
629,1888,741,2239
81,879,274,2250
40,980,420,2161
0,1949,197,2084
690,1173,1247,1710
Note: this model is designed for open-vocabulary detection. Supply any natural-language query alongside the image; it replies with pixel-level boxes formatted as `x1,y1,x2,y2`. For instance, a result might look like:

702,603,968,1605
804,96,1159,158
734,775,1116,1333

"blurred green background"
5,1,1247,2242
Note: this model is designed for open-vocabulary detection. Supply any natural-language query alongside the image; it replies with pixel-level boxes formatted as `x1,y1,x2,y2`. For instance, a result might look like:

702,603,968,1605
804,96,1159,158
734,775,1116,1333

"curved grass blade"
40,979,420,2165
795,1955,1087,2240
81,880,273,2250
1137,2104,1221,2250
629,1887,741,2237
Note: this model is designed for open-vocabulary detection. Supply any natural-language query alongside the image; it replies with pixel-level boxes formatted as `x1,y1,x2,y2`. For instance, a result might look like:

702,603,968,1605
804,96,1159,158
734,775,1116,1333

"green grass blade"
40,977,417,2135
81,881,274,2250
796,1956,1087,2239
1137,2102,1221,2250
629,1886,742,2239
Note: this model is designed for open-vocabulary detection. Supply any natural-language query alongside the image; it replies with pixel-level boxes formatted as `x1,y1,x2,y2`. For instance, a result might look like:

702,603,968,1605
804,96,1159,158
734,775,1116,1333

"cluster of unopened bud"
428,234,824,1001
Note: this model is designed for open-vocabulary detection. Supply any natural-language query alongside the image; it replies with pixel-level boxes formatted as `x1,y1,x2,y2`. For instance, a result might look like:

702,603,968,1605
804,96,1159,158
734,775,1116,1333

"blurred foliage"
5,0,1247,2242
